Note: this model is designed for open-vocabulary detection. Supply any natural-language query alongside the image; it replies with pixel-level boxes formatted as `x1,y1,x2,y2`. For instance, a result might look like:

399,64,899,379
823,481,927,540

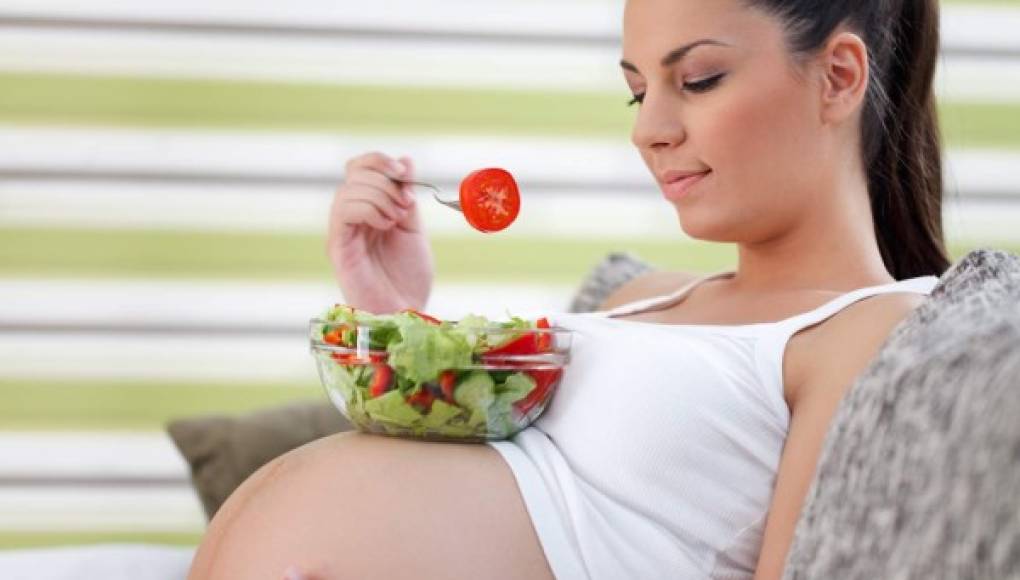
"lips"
660,169,711,201
661,169,711,185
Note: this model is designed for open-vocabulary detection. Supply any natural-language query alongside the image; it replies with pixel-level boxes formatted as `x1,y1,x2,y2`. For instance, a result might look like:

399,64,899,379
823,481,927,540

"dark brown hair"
746,0,951,278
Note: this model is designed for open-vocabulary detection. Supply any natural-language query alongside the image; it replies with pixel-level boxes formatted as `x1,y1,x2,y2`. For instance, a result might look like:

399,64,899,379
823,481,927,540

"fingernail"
389,160,406,177
282,565,306,580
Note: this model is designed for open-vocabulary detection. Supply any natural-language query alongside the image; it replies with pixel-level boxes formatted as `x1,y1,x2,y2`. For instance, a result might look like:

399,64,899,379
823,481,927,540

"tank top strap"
754,274,940,425
769,275,940,337
600,270,736,318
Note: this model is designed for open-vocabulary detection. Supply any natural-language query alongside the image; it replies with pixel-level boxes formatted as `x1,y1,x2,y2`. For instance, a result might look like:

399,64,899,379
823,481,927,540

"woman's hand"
327,152,435,313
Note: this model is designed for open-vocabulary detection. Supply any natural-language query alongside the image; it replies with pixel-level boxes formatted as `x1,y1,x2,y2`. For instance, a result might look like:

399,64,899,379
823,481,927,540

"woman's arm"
752,292,926,580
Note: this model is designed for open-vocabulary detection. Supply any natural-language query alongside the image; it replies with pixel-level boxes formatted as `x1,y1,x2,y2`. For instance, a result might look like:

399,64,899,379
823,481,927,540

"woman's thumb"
396,155,417,199
282,565,309,580
397,155,414,175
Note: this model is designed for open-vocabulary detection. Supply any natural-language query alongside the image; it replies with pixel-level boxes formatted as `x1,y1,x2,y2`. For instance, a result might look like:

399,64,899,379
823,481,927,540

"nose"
630,92,687,151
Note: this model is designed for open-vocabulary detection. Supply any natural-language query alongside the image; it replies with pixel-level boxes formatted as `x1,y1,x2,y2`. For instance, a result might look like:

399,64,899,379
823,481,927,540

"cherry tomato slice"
439,370,457,402
481,318,553,358
535,317,552,352
459,168,521,233
369,364,395,398
406,387,435,412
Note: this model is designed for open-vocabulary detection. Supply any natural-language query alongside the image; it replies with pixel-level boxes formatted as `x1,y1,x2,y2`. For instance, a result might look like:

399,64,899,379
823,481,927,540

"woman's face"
622,0,833,243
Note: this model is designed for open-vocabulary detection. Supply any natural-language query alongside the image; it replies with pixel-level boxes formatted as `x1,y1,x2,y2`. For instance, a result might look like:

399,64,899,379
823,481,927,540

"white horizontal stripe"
0,332,322,383
935,56,1020,103
0,0,622,41
943,149,1020,199
0,128,649,186
943,198,1020,245
0,182,695,238
940,5,1020,55
0,280,576,329
0,28,624,92
0,27,1016,101
0,486,204,532
0,433,189,480
1,1,1016,55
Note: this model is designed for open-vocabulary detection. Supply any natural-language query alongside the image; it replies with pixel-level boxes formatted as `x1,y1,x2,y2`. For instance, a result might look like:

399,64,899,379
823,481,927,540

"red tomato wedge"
483,333,539,357
400,308,442,325
368,364,395,398
482,317,554,358
439,370,457,402
459,168,521,233
406,387,435,411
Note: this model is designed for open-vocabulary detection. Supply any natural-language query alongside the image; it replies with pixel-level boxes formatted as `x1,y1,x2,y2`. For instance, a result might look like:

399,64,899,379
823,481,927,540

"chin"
674,210,740,243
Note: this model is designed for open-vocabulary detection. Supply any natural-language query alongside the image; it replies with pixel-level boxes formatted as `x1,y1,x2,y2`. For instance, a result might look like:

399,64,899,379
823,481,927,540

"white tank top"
489,271,939,579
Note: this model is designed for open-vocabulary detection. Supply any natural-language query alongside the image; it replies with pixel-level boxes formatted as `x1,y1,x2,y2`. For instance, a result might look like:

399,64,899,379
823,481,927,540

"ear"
817,30,869,125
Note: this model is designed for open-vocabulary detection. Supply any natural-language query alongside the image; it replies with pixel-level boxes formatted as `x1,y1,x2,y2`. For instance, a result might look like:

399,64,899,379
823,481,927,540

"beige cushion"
166,401,352,520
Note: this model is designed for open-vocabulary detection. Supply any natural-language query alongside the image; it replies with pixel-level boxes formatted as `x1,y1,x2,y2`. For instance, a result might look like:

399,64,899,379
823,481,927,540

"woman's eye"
683,73,725,93
626,73,725,107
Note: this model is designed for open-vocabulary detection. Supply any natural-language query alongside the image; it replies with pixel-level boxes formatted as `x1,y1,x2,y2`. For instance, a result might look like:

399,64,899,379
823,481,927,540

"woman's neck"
731,187,893,294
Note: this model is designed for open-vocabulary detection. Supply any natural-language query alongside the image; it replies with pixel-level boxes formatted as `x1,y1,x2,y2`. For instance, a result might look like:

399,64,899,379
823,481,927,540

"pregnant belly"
187,431,555,580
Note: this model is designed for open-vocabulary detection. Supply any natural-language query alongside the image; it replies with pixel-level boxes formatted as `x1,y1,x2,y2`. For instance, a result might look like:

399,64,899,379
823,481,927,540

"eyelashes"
627,73,726,107
686,72,726,93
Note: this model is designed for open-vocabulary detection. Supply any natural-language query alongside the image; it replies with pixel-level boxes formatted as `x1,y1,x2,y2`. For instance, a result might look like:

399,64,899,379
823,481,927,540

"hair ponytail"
866,0,949,279
748,0,951,279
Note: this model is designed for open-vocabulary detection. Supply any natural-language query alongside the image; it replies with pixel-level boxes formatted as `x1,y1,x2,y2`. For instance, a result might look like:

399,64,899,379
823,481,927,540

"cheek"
696,73,820,212
671,74,822,241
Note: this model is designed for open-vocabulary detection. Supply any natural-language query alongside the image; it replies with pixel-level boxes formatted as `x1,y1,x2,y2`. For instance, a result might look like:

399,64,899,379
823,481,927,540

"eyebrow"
619,39,731,73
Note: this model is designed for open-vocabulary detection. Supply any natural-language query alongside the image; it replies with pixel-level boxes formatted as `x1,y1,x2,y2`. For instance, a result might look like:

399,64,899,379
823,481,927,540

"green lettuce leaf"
422,399,466,429
387,317,474,383
452,314,491,351
363,390,423,427
495,372,536,405
453,371,496,411
322,305,402,349
501,315,533,330
452,371,497,431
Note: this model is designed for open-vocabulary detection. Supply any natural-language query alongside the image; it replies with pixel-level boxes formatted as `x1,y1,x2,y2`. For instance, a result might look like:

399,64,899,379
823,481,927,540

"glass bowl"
309,317,572,442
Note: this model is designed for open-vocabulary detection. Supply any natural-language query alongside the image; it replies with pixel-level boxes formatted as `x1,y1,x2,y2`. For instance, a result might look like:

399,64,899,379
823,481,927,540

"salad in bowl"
309,305,572,442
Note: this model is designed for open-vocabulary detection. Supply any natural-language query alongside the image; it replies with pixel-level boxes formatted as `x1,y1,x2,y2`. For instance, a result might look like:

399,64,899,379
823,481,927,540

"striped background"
1,0,1019,550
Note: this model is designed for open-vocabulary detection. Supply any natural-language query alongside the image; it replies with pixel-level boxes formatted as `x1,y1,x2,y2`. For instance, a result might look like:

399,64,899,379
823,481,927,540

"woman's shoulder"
788,290,927,405
596,270,702,312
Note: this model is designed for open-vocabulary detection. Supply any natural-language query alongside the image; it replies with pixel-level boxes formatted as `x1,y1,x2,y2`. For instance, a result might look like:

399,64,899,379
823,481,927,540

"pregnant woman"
188,0,948,578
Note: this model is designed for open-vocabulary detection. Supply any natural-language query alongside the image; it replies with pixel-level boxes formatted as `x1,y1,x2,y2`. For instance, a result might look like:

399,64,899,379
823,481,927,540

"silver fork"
388,176,462,212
